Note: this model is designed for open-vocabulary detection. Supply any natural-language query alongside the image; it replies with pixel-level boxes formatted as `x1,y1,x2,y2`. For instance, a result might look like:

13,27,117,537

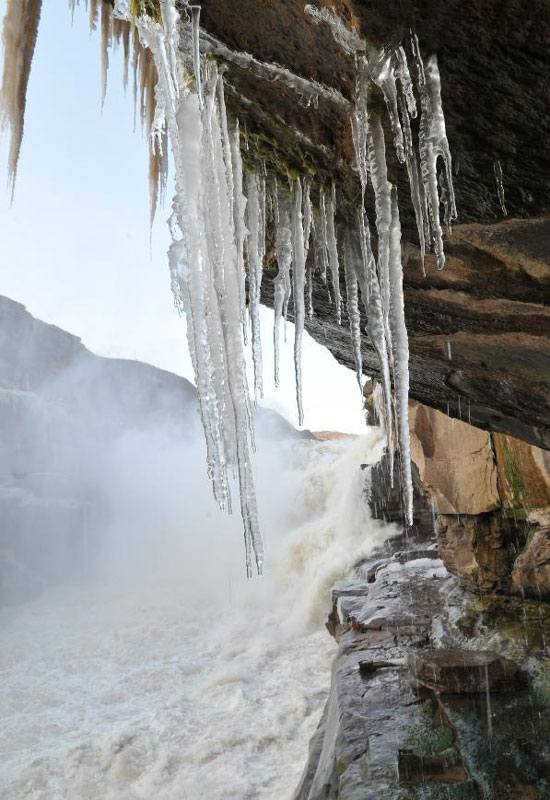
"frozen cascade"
126,1,263,574
273,181,293,388
291,179,307,426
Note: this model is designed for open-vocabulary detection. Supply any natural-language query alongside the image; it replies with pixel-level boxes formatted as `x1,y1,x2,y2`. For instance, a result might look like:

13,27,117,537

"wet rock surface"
370,398,550,600
407,648,520,695
295,527,550,800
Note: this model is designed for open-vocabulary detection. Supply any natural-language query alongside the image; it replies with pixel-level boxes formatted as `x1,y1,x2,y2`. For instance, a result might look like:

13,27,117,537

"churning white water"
0,431,391,800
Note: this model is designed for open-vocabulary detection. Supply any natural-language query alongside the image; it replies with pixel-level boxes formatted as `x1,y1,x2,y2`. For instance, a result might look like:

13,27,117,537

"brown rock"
436,511,528,593
410,401,499,515
512,527,550,600
493,433,550,510
407,649,519,695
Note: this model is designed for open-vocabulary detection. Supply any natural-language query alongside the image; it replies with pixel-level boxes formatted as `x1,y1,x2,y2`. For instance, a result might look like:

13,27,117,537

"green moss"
533,661,550,706
130,0,162,23
461,595,550,661
406,724,454,757
499,436,527,508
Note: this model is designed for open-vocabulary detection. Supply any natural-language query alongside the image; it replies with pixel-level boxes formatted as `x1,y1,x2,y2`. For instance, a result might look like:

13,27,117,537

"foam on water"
0,431,392,800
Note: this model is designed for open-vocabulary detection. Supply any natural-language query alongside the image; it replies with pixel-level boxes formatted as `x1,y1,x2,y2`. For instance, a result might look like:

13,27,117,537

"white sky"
0,0,367,433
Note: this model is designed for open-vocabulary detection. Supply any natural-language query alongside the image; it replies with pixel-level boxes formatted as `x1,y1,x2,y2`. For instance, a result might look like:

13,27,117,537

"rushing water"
0,432,391,800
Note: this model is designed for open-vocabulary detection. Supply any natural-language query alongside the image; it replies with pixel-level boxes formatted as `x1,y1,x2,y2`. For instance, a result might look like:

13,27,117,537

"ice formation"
291,178,307,426
0,0,42,195
307,8,457,523
1,0,459,554
494,159,507,216
246,171,266,403
273,181,293,387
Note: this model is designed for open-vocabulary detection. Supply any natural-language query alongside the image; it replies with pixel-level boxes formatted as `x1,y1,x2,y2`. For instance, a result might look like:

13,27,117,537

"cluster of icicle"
111,0,266,575
0,0,167,221
1,0,456,568
122,0,455,540
80,0,169,224
305,4,457,525
0,0,42,196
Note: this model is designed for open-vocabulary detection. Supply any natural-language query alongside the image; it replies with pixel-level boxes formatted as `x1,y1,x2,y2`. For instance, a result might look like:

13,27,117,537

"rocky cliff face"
0,295,198,604
294,400,550,799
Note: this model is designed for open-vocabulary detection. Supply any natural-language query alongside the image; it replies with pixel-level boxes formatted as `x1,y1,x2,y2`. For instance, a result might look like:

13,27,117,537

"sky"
0,0,367,433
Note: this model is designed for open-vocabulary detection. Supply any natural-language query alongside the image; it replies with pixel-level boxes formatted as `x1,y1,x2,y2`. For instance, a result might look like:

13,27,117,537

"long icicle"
343,228,363,391
388,187,413,525
325,182,342,324
0,0,42,196
246,172,265,403
129,0,263,574
273,180,293,387
291,178,306,426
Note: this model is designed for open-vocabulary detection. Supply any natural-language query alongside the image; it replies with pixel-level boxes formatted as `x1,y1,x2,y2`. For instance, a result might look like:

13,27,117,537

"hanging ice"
246,171,265,403
0,0,462,555
291,179,307,425
0,0,43,195
411,36,457,269
326,183,342,324
343,229,363,391
303,178,314,319
125,0,263,575
273,180,293,387
494,159,507,216
388,188,413,525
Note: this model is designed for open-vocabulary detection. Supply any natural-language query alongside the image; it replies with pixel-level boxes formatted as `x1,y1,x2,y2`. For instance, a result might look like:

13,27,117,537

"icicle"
354,208,394,482
89,0,100,31
291,178,306,426
121,20,131,91
303,178,314,319
494,159,507,216
303,178,313,262
352,54,369,196
388,187,413,525
399,92,426,271
325,183,342,324
190,5,203,110
367,117,392,336
343,229,363,391
0,0,42,196
127,1,263,575
368,47,405,163
246,172,265,402
100,2,112,107
229,119,248,343
304,4,364,55
314,188,329,284
412,37,456,269
395,45,417,119
273,181,293,387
